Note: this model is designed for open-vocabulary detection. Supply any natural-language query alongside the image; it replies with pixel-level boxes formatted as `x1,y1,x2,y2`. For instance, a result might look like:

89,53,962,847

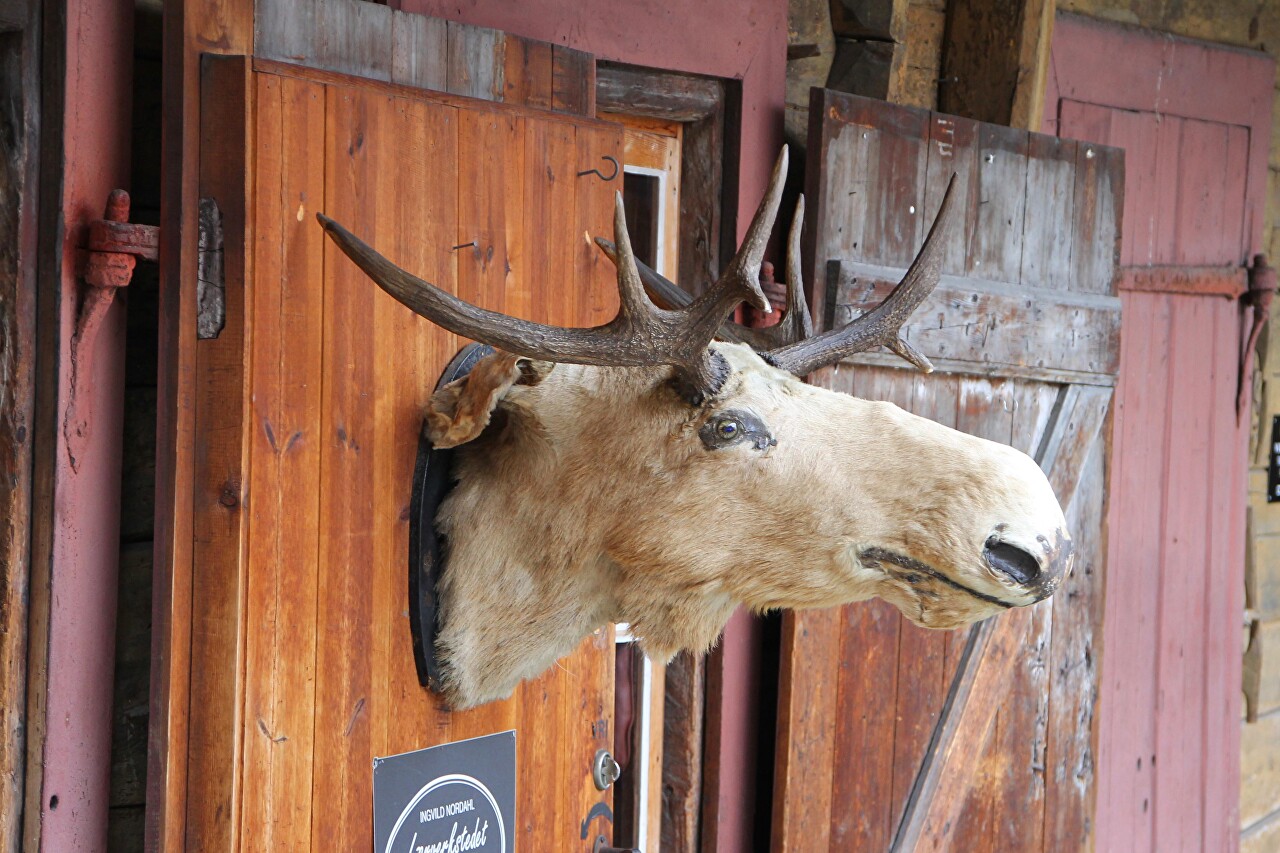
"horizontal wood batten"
254,0,594,115
250,58,613,128
834,352,1118,387
1118,265,1246,297
596,63,722,122
831,261,1122,379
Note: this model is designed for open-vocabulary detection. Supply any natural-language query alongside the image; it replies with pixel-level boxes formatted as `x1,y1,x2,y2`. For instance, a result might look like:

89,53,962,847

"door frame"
0,0,42,847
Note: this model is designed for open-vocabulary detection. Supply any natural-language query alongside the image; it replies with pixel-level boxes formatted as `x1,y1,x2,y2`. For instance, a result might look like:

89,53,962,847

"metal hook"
577,155,620,182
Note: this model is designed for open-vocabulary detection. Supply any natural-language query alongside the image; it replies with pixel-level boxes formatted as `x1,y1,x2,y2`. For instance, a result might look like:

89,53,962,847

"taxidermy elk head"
317,148,1072,710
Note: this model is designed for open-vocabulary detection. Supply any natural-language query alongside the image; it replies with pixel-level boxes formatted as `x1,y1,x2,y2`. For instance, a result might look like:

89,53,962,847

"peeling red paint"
35,0,134,849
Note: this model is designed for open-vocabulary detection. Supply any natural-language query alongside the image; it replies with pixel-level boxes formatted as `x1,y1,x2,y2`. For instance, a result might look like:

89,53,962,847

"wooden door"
773,90,1122,851
1045,15,1273,853
176,55,623,851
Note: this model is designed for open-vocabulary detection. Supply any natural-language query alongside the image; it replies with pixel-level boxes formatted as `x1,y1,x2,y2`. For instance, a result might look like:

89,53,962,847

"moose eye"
699,410,775,452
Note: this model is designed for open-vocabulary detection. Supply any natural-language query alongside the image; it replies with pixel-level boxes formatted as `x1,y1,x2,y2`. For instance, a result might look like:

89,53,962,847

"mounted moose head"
318,148,1072,710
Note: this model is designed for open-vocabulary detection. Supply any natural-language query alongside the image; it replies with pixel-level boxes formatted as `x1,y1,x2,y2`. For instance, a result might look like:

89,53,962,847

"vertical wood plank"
1094,291,1170,853
1173,119,1228,267
1149,115,1184,268
1070,135,1123,296
1021,134,1076,291
552,45,595,116
969,124,1028,283
312,84,382,853
574,126,623,328
863,104,929,268
1201,297,1246,853
1043,427,1106,852
314,0,393,81
503,34,553,111
240,71,325,852
446,21,505,102
819,112,880,266
186,55,251,853
368,92,428,770
379,95,459,761
772,608,841,852
455,108,523,323
1152,295,1213,853
1222,124,1251,266
391,9,447,91
512,115,571,844
1104,108,1159,267
154,0,255,845
923,112,979,277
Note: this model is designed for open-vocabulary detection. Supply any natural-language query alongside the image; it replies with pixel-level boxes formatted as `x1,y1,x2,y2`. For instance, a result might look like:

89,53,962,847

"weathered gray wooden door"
772,90,1122,852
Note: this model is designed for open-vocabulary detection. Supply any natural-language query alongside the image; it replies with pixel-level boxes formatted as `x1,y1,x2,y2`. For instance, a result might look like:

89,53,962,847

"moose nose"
984,538,1042,586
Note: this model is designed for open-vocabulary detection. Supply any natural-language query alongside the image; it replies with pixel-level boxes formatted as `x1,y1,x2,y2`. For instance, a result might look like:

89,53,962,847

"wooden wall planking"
1095,289,1170,851
0,1,40,847
241,71,325,851
152,0,255,848
804,89,1120,333
186,56,252,852
254,0,595,116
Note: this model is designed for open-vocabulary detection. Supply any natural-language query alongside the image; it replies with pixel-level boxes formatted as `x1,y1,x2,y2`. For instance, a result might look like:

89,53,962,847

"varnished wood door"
182,56,622,851
773,90,1121,852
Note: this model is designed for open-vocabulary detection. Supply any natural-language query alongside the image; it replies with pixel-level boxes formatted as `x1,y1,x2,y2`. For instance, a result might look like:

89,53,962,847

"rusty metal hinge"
1238,254,1276,421
79,189,158,335
1244,506,1263,722
197,197,225,340
64,189,159,470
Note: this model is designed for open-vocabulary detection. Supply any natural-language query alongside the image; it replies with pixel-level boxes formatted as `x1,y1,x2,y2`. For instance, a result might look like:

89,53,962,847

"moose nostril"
984,539,1042,585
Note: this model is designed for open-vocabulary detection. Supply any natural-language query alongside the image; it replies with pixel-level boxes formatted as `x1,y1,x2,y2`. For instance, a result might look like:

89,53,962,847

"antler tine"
706,194,813,350
592,236,753,345
595,192,814,351
711,146,788,314
766,174,959,377
736,194,814,350
782,195,815,342
610,191,655,322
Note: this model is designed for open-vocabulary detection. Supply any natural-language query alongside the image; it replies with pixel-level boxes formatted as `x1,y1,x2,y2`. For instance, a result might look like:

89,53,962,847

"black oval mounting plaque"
409,343,495,690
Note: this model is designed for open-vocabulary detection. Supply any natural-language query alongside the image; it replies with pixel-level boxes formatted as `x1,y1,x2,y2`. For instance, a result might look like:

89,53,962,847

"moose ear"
426,352,550,448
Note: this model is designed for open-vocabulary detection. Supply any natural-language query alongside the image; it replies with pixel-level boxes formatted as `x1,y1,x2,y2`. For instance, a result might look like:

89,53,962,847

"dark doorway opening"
106,4,161,850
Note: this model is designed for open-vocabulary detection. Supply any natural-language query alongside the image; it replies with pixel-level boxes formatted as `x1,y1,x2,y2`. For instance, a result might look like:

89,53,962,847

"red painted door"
1046,14,1273,853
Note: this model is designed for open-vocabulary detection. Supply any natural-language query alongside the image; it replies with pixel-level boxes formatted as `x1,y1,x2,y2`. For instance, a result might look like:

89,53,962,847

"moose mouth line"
859,547,1015,609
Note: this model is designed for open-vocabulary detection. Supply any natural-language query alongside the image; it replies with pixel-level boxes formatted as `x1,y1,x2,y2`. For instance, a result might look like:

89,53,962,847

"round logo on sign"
383,773,507,853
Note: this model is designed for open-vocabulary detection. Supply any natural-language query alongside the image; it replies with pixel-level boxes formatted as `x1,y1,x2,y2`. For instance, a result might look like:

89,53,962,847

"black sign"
373,731,516,853
1269,416,1280,503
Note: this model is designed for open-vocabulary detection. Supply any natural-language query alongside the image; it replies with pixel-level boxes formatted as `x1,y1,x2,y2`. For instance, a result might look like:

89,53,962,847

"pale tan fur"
430,343,1071,709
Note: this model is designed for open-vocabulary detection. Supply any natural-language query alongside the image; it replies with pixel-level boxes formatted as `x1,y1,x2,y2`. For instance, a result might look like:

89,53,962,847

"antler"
316,149,789,401
595,193,813,351
602,173,955,376
766,173,956,376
